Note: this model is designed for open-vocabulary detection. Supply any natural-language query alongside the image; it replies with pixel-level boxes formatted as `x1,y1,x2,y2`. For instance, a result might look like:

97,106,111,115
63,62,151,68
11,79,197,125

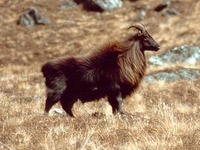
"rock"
154,0,170,12
138,10,147,20
148,45,200,66
162,9,179,17
135,4,151,11
61,1,77,10
145,68,200,82
76,0,123,11
49,108,64,115
18,7,50,27
133,4,151,21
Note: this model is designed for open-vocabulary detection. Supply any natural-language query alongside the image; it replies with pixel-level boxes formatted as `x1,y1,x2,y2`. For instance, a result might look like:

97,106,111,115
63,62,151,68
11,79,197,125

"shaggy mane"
79,35,146,85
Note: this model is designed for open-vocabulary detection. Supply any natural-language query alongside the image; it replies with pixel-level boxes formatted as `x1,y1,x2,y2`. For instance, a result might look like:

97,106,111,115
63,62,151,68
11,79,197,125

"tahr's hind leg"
60,92,76,117
44,76,66,113
45,90,60,113
42,62,67,114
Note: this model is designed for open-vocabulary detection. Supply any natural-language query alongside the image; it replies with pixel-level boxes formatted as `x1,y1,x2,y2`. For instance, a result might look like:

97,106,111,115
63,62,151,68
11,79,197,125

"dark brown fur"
41,24,160,117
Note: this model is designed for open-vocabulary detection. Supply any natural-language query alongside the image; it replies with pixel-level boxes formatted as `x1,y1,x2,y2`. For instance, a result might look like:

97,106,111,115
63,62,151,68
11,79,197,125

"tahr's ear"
127,23,145,37
137,31,142,36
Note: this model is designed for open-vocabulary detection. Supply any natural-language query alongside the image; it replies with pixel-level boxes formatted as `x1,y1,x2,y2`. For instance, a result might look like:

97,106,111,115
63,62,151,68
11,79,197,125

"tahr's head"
128,23,160,51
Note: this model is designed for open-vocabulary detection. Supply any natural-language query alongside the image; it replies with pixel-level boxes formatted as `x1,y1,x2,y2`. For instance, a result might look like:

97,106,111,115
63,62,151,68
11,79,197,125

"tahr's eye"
143,36,148,41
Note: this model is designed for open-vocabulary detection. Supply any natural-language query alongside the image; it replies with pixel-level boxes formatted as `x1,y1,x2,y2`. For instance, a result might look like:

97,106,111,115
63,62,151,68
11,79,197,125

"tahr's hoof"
49,108,64,116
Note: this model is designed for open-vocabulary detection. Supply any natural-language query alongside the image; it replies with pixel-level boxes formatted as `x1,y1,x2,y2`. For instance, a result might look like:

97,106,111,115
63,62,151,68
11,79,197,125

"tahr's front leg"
108,90,123,114
116,91,123,113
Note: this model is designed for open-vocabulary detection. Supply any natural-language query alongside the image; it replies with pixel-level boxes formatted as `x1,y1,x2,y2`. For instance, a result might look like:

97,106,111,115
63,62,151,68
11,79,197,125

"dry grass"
0,0,200,149
1,67,199,149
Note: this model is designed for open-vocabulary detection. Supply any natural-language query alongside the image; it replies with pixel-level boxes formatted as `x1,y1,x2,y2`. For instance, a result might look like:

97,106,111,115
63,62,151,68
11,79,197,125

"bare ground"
0,0,200,149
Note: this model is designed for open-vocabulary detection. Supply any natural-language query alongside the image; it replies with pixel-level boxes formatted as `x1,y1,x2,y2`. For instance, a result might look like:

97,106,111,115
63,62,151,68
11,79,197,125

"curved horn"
127,23,145,33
